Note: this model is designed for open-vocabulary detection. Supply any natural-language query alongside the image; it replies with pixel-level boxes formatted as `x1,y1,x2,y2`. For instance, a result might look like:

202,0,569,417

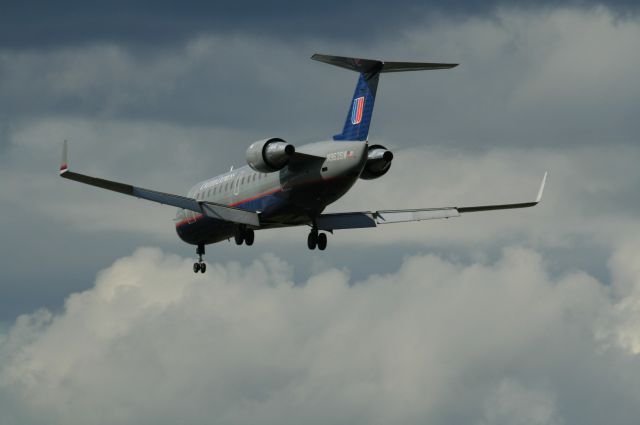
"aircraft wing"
58,141,260,227
315,173,547,231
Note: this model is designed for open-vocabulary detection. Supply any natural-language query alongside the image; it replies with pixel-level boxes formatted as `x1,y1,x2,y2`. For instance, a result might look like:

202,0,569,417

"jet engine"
246,138,295,173
360,144,394,180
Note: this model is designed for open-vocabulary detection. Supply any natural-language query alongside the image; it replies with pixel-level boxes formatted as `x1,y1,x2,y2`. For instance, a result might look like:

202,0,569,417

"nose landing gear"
307,227,327,250
193,243,207,273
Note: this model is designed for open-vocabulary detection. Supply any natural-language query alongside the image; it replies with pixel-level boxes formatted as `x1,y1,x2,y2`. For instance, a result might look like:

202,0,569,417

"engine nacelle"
246,138,295,173
360,144,394,180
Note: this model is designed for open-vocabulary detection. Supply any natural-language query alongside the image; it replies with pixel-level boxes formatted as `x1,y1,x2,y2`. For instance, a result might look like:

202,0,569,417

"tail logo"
351,96,365,125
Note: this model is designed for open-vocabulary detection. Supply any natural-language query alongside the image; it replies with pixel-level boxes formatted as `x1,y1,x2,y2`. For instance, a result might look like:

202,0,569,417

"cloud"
3,6,640,146
478,379,562,425
1,245,640,424
2,6,640,331
2,4,639,422
4,1,639,49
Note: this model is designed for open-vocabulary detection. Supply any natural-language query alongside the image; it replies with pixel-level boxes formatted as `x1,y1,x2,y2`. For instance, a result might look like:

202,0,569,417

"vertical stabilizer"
334,72,380,141
311,53,458,142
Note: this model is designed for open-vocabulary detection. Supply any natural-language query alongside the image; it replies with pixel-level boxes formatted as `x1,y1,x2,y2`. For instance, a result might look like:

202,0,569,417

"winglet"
536,172,548,203
60,140,69,174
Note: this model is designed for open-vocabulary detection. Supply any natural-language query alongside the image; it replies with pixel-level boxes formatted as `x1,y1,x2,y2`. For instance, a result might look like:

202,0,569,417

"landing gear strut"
193,243,207,273
307,227,327,251
235,226,255,246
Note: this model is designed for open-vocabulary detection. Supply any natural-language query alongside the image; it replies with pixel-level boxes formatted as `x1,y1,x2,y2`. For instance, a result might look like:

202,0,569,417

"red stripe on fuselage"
229,187,281,207
175,187,282,228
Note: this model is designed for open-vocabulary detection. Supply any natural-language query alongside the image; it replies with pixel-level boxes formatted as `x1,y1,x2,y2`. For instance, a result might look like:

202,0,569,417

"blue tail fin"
334,72,379,141
311,53,458,142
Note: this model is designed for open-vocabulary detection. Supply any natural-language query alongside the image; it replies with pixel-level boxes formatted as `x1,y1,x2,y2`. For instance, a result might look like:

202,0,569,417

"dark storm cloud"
3,6,640,148
1,0,639,49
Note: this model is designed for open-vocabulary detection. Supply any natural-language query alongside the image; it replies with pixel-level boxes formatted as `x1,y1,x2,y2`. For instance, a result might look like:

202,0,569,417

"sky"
1,1,640,424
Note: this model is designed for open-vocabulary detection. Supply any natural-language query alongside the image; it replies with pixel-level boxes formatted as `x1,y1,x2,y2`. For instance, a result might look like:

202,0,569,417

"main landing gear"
307,227,327,251
193,243,207,273
234,226,255,246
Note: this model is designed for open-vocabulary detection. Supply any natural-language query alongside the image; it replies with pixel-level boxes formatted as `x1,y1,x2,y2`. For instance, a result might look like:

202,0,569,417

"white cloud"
1,245,640,424
478,379,562,425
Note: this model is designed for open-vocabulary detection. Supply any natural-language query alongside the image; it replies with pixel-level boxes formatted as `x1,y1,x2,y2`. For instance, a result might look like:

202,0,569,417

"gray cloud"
1,245,640,424
1,6,639,340
2,7,639,148
2,1,639,49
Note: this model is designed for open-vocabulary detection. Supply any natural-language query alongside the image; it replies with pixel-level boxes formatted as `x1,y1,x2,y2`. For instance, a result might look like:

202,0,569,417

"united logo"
351,96,365,125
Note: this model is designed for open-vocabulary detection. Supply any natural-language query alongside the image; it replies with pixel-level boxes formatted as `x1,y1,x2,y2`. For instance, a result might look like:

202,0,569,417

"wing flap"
201,202,260,227
316,208,459,230
315,174,547,230
316,212,377,230
376,208,460,223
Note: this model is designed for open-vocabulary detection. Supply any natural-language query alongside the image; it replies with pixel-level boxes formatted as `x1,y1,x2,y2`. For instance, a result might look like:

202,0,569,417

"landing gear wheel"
244,229,255,246
307,231,318,250
194,243,206,273
317,232,327,251
234,232,244,245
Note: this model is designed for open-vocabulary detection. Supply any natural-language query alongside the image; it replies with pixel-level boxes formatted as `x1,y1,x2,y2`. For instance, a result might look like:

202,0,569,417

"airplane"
60,53,547,273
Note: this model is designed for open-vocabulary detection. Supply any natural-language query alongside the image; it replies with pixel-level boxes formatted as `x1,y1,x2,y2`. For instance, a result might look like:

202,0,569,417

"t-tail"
311,54,458,141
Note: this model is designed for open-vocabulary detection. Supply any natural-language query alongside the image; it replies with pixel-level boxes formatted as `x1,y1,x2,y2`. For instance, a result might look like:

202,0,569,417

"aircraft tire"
317,233,327,251
234,232,244,245
193,262,201,273
307,232,317,250
245,229,255,246
200,263,207,273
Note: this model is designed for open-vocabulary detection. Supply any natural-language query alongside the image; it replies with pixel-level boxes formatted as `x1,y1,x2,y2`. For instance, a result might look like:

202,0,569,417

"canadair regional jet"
60,54,546,273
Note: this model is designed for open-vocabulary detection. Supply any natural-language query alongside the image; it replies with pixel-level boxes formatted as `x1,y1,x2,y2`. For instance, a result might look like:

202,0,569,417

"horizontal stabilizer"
311,53,458,74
